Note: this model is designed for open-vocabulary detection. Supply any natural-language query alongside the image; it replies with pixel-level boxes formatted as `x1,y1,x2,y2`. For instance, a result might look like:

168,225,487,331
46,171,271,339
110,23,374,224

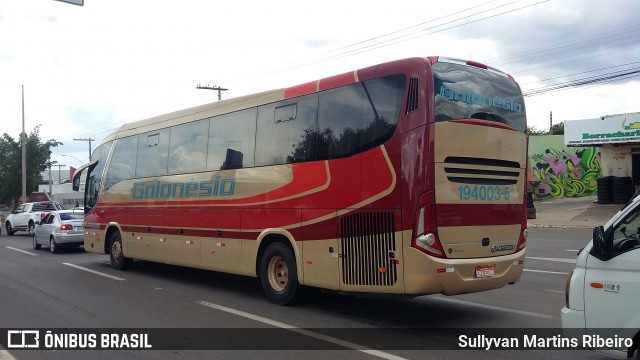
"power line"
523,68,640,96
74,138,95,161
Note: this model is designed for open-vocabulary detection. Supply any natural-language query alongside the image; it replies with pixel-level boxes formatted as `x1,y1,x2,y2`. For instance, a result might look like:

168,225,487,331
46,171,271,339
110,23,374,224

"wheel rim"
33,235,37,248
111,240,123,263
267,256,288,292
50,239,55,252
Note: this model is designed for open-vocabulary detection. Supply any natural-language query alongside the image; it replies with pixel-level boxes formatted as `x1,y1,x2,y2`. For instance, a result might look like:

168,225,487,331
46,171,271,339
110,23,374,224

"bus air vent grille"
340,212,397,286
405,78,419,114
444,156,520,185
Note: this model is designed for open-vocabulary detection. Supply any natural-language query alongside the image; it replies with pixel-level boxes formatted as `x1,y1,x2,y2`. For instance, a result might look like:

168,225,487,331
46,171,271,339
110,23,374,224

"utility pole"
549,111,553,135
47,161,57,194
21,85,27,204
74,138,95,160
196,84,228,100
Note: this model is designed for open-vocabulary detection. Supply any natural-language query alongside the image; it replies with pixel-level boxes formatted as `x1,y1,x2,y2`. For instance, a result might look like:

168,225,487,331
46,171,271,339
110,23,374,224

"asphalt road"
0,228,609,360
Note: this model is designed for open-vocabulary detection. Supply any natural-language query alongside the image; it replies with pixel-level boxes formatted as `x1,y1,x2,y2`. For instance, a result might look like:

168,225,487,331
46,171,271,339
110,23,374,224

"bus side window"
207,108,257,171
317,75,403,160
168,119,208,174
255,93,318,166
105,136,138,190
136,129,169,178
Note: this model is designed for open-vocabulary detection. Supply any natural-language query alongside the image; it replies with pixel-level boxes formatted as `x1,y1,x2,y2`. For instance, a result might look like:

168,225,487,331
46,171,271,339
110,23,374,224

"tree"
0,126,62,207
526,121,564,136
550,121,564,135
526,126,548,136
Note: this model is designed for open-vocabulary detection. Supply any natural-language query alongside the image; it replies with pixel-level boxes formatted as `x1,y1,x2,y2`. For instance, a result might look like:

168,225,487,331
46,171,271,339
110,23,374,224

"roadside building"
565,112,640,203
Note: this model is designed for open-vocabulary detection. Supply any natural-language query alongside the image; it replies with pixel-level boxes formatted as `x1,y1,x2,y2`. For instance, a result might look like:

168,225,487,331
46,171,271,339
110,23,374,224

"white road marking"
0,350,17,360
427,297,554,319
62,263,125,281
526,256,576,264
5,246,37,256
524,269,568,275
197,300,407,360
544,290,565,294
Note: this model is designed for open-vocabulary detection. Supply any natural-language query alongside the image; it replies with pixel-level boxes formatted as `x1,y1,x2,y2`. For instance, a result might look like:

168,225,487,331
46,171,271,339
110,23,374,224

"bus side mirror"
592,226,612,261
73,175,81,192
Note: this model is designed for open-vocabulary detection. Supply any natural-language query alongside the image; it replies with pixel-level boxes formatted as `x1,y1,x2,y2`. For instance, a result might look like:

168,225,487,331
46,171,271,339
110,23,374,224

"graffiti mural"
529,135,601,200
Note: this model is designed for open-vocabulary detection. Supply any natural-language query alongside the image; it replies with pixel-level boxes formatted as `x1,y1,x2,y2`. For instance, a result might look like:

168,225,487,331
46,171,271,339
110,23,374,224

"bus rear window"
432,62,526,132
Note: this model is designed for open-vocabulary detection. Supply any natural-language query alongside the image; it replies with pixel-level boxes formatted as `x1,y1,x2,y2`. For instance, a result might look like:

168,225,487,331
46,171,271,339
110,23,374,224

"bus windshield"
432,61,526,132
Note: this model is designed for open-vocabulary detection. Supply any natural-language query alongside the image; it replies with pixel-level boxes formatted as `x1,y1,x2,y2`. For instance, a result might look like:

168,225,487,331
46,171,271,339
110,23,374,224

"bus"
73,56,528,305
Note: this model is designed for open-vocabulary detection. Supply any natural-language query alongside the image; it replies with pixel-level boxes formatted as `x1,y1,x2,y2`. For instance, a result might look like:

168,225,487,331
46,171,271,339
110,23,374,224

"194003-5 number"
458,185,511,201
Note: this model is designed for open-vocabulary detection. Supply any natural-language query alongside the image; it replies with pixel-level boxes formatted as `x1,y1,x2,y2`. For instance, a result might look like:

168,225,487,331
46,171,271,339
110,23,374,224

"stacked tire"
613,176,634,204
526,191,536,219
597,176,614,204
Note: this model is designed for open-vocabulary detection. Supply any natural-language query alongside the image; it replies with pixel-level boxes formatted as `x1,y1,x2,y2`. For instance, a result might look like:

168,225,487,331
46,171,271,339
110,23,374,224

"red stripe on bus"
284,81,317,99
436,203,524,227
319,71,357,91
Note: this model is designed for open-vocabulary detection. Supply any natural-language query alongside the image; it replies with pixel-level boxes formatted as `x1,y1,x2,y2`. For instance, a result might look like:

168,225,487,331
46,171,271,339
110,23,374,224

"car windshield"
60,213,84,221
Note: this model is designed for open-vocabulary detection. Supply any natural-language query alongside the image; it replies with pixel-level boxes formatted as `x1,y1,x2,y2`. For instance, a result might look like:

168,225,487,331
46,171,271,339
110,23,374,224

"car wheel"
259,242,306,305
33,234,41,250
6,223,15,236
50,237,59,254
28,221,35,236
109,231,132,270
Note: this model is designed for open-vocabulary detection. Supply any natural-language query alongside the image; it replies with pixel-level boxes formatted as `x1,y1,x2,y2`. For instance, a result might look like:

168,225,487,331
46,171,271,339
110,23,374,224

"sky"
1,0,639,171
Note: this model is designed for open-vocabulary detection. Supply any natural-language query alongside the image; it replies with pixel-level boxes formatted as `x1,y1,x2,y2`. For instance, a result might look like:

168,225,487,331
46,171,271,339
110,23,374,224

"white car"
562,196,640,359
33,210,85,253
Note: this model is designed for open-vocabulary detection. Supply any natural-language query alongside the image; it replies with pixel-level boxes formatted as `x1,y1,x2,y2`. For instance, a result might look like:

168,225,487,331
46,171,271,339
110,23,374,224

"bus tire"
109,231,132,270
259,242,305,305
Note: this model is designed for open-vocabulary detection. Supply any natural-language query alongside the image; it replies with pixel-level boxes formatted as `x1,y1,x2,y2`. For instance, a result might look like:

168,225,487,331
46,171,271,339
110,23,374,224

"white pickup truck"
5,201,63,236
562,195,640,359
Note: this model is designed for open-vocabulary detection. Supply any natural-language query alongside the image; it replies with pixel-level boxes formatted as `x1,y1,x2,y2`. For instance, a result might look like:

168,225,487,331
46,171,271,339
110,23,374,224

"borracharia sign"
565,112,640,146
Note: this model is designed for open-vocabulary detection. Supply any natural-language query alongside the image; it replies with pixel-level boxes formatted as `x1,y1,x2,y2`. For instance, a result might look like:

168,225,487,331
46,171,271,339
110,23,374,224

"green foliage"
527,121,564,135
550,121,564,135
0,126,62,207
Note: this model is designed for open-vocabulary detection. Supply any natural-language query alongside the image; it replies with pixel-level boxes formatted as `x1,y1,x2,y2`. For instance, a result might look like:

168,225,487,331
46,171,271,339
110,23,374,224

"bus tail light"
413,193,445,258
466,60,488,69
516,196,527,252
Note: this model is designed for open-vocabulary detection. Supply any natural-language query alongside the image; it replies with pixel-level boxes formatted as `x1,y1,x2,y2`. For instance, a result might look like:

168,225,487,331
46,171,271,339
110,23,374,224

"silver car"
33,210,84,253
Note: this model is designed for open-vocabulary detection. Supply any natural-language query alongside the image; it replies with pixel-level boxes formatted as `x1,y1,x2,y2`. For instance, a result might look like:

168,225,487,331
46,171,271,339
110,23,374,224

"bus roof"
105,88,286,141
98,57,433,145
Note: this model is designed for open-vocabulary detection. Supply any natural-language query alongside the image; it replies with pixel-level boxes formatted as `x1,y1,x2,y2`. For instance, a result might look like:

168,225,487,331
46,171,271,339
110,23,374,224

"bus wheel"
259,242,305,305
109,231,132,270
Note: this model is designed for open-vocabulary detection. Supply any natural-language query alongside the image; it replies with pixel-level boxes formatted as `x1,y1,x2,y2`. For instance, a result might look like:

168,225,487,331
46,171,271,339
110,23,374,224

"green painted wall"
528,135,601,200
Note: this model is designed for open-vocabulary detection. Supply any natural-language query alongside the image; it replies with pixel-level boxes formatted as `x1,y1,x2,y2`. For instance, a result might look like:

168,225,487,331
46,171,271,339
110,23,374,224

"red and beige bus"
73,56,528,305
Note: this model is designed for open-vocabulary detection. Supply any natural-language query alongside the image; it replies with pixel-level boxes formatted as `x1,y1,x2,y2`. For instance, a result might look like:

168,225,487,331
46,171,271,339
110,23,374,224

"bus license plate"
475,265,495,278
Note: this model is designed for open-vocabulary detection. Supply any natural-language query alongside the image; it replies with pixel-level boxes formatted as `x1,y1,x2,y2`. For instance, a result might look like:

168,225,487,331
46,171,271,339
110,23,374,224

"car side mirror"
592,226,612,261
